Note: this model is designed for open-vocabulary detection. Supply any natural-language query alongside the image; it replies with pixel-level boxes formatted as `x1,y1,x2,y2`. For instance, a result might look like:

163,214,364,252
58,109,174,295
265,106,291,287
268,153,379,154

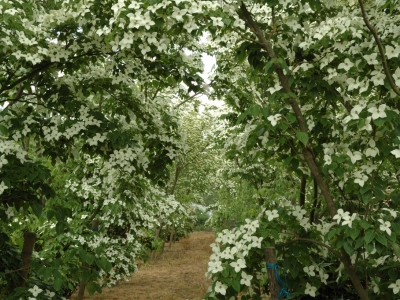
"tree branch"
239,3,338,217
358,0,400,97
175,91,203,108
0,62,54,94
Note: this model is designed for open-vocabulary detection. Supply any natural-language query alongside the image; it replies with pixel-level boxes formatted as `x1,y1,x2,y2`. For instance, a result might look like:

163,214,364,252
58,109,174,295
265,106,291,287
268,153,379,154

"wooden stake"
21,232,36,287
264,247,279,300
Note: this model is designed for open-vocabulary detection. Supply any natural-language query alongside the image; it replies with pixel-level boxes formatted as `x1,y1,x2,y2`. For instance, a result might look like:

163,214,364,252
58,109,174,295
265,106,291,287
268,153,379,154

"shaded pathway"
72,232,214,300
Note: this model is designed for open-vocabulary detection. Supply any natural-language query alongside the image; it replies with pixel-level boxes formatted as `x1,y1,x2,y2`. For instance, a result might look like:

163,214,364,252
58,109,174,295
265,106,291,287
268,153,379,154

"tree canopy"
1,0,400,299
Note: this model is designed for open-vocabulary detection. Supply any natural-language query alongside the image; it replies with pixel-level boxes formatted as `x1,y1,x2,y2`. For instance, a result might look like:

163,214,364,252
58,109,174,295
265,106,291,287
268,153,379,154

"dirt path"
71,231,214,300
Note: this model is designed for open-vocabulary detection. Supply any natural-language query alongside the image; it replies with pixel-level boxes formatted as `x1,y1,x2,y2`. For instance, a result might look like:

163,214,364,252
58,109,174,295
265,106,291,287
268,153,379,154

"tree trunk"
299,176,306,206
264,247,279,300
169,226,175,248
21,232,36,287
151,223,163,259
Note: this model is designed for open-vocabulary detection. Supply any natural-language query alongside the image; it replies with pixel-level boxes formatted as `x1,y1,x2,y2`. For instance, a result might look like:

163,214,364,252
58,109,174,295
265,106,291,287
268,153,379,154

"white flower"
305,282,317,297
389,279,400,294
29,285,43,297
208,259,223,273
249,236,262,248
292,205,306,220
210,16,224,27
233,17,245,30
363,53,379,65
171,7,187,21
386,45,400,59
240,271,253,286
230,258,246,272
354,172,368,187
319,270,329,284
382,208,397,218
45,290,56,298
267,114,281,126
279,0,291,7
391,148,400,158
365,147,379,157
368,104,387,119
324,154,332,165
346,77,359,91
393,67,400,87
342,213,357,228
303,265,316,276
0,181,8,196
371,279,380,294
371,70,385,86
347,150,362,164
333,209,349,224
378,219,391,235
0,155,8,168
215,281,227,295
265,209,279,221
5,206,14,218
183,20,198,33
338,58,354,71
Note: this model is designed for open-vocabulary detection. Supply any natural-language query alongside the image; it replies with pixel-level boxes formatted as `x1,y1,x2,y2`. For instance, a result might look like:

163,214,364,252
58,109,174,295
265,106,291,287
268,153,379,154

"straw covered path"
71,231,214,300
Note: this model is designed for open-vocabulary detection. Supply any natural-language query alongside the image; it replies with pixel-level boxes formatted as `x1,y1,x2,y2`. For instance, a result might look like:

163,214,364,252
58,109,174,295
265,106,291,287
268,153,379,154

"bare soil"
71,231,214,300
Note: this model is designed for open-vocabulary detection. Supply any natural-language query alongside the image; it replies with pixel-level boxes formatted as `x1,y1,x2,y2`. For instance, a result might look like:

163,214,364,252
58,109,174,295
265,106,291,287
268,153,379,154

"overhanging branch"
358,0,400,97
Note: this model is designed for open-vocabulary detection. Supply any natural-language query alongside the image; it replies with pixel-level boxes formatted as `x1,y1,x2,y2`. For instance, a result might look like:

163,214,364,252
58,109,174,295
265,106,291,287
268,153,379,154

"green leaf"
325,227,336,241
95,246,104,256
359,220,370,230
31,202,42,218
355,237,364,249
0,124,8,135
79,249,87,261
86,254,95,265
349,227,359,240
360,185,371,194
222,18,232,25
392,223,400,234
389,268,398,281
98,257,112,272
54,276,63,291
336,237,344,249
222,267,229,278
364,229,375,245
373,187,385,200
296,132,309,146
362,191,373,203
283,156,293,167
375,233,387,246
87,282,96,295
232,279,241,293
373,118,385,127
343,240,353,255
391,242,400,259
264,58,277,73
286,114,296,124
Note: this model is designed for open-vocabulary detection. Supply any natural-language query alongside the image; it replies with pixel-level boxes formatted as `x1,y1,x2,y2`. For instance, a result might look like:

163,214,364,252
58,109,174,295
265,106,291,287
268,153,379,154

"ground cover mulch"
71,231,215,300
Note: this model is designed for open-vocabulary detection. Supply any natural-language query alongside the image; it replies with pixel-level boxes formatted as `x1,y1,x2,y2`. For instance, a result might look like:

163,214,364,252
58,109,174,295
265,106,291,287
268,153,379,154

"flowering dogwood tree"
198,0,400,299
0,0,208,298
